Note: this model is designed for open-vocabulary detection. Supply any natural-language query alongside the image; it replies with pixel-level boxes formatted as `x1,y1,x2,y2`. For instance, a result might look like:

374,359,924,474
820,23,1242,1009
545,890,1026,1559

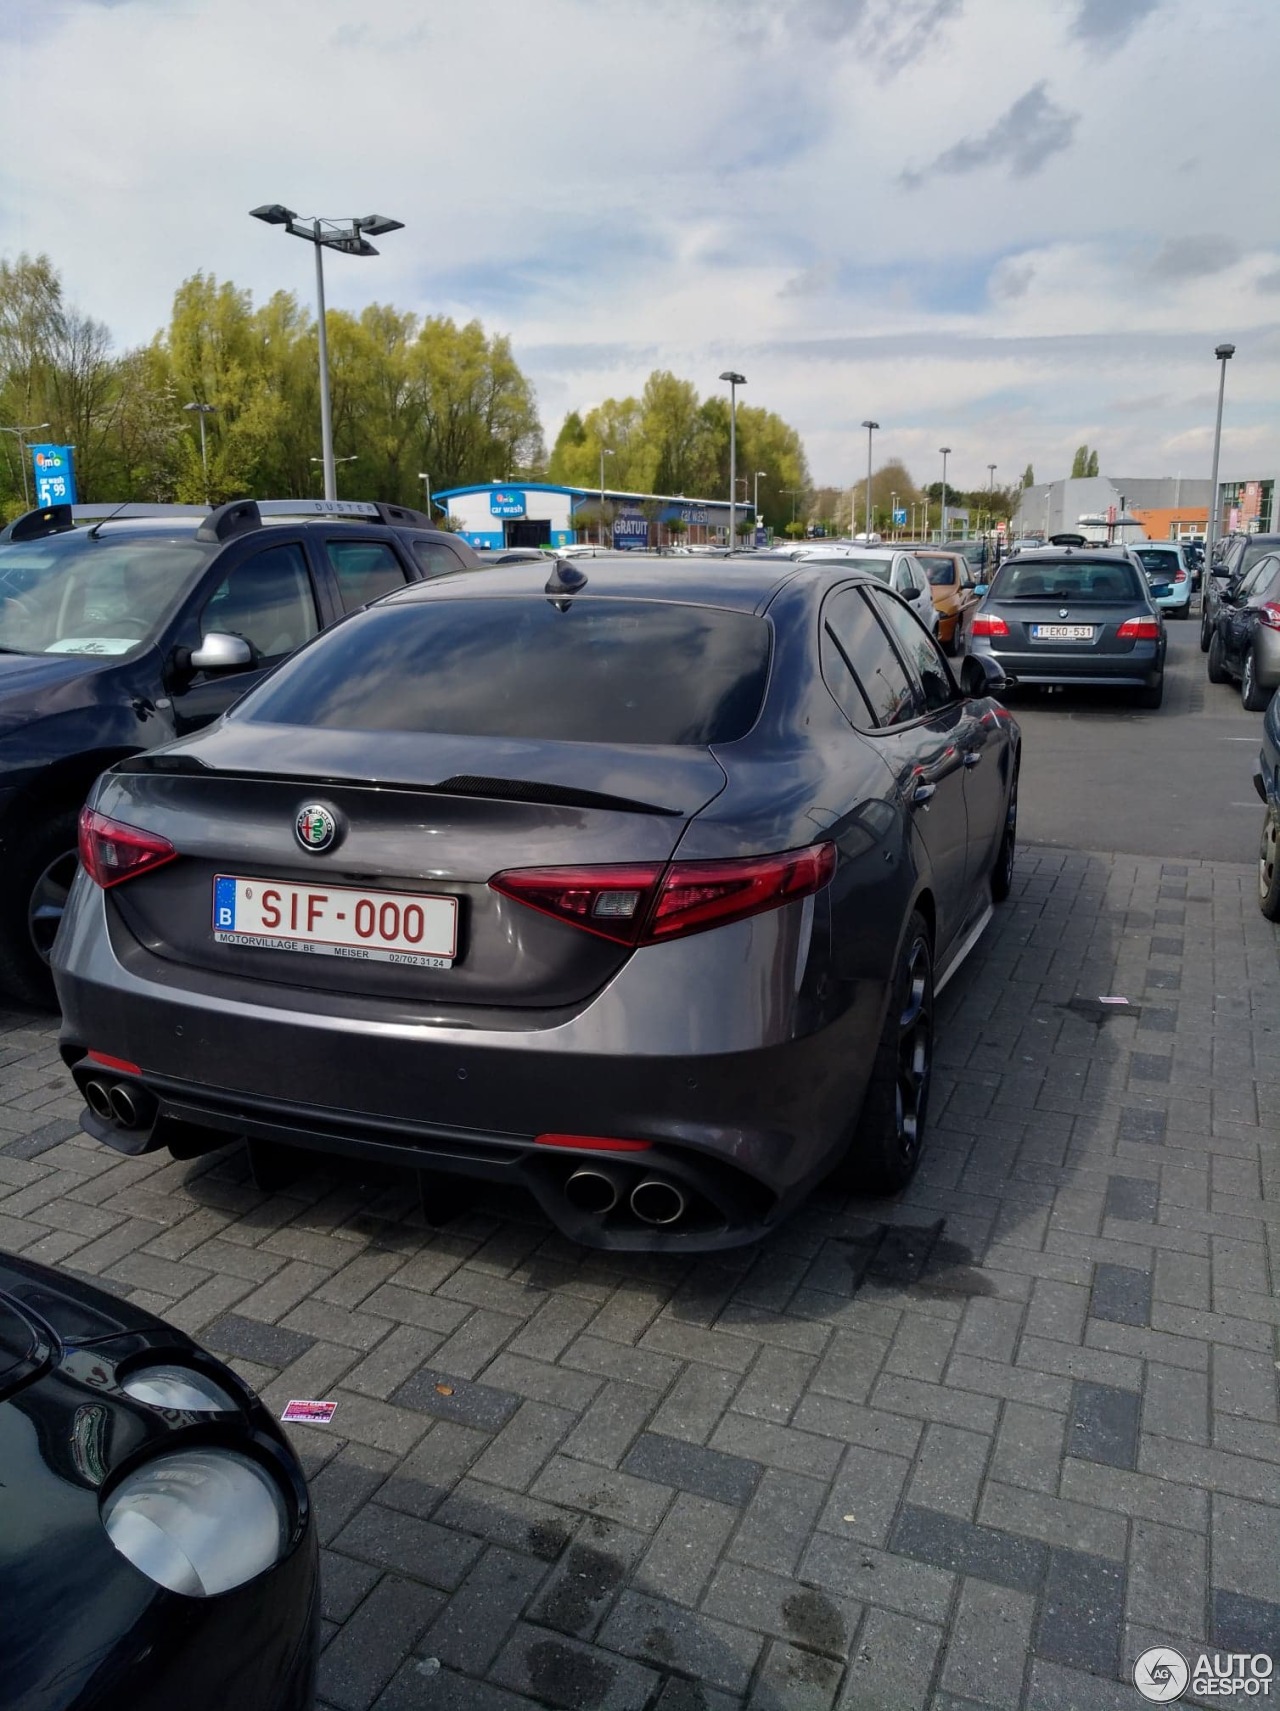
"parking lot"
1,618,1276,1710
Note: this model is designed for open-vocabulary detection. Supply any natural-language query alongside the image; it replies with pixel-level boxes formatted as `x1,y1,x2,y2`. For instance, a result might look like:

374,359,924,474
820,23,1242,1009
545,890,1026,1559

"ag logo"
295,803,338,853
1134,1648,1189,1702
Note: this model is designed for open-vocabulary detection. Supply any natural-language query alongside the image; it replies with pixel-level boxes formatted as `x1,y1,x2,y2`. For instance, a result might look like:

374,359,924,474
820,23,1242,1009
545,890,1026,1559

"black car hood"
0,648,117,723
0,1251,174,1373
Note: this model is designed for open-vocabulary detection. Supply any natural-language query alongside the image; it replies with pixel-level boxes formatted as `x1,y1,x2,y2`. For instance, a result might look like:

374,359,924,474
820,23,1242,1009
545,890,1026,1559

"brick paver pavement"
2,844,1277,1709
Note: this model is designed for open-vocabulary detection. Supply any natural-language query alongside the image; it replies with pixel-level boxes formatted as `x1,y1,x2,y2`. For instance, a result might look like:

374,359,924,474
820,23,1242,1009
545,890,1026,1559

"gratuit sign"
30,444,77,506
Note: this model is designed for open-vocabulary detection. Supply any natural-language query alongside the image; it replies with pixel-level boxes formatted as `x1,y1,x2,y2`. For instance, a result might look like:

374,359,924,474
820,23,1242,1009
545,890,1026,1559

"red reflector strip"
534,1134,653,1152
87,1051,142,1075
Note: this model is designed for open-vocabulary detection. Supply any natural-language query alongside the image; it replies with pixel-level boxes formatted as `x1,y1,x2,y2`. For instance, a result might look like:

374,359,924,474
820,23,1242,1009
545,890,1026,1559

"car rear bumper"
972,638,1163,687
53,878,882,1251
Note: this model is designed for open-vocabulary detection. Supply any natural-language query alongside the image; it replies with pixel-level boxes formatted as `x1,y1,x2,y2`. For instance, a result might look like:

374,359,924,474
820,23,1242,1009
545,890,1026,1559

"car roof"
998,547,1133,566
379,551,900,615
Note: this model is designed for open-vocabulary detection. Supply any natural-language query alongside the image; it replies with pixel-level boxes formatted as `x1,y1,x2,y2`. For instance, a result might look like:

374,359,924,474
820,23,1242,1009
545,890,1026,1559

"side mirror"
190,631,253,672
961,653,1008,697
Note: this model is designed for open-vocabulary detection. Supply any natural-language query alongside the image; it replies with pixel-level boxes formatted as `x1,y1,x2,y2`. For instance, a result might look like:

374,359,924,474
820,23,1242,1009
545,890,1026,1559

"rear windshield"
1131,547,1180,573
805,555,893,583
990,558,1144,603
239,596,772,745
919,558,957,586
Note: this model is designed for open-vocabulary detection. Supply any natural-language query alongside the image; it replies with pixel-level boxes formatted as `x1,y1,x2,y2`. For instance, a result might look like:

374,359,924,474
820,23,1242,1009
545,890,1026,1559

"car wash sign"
613,509,648,549
489,489,525,518
31,444,77,506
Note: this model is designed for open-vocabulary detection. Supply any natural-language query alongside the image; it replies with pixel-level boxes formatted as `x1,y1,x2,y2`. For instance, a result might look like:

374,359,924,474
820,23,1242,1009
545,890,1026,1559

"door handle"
963,750,983,768
912,782,937,805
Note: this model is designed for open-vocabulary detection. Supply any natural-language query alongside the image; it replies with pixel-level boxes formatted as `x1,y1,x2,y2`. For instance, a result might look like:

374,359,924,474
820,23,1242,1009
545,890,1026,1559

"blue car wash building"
434,482,739,551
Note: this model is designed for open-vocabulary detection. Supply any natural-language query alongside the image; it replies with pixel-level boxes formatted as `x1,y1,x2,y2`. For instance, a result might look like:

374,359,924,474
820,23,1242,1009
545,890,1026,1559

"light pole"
986,463,997,542
311,454,356,497
0,422,50,509
1205,342,1235,572
939,447,952,542
251,205,404,502
599,446,614,546
719,371,746,545
890,490,898,540
418,473,432,516
751,470,767,542
860,420,879,541
183,402,217,504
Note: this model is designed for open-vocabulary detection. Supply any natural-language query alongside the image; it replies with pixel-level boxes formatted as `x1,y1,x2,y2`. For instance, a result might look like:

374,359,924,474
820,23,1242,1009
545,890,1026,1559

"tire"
1241,647,1270,712
991,770,1018,903
1260,807,1280,922
849,910,934,1195
1206,631,1230,684
0,808,81,1011
1137,676,1164,710
1200,608,1213,652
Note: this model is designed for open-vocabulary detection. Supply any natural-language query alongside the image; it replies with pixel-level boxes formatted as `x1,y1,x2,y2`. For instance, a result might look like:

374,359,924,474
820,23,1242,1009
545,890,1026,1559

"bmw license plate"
212,876,457,967
1031,623,1095,640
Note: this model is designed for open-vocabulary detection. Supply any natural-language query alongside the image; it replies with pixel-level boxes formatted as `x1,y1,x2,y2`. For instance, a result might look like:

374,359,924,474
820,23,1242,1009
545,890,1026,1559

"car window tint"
1132,548,1179,574
239,598,772,745
411,539,465,577
921,559,956,586
1241,556,1280,598
820,617,876,728
201,542,318,663
822,587,921,728
991,558,1143,602
869,590,955,713
327,539,410,612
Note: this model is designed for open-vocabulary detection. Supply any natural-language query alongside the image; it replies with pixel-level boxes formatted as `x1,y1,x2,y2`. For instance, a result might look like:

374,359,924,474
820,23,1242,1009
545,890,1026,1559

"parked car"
1254,685,1280,919
0,1249,317,1709
798,546,940,636
968,546,1167,708
1128,541,1193,619
473,548,550,565
1205,550,1280,709
1201,534,1280,651
54,554,1018,1251
0,498,479,1008
914,550,981,655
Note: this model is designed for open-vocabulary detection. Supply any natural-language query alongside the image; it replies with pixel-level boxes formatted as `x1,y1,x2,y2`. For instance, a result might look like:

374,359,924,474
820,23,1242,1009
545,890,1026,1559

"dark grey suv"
53,554,1019,1251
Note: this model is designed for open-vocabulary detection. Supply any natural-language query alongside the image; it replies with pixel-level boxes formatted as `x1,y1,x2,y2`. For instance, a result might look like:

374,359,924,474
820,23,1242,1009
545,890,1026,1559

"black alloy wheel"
1260,807,1280,921
850,911,934,1194
1200,606,1213,652
991,772,1018,903
1207,631,1231,685
0,808,81,1010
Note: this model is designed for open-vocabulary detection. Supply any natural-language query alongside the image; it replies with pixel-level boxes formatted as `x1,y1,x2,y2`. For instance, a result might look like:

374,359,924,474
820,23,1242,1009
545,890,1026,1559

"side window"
327,539,411,612
412,539,466,578
870,589,955,714
201,542,318,664
823,587,922,728
1237,558,1275,598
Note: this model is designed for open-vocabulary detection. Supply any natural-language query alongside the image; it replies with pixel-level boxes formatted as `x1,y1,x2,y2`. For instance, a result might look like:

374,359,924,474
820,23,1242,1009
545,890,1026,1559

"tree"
1070,445,1088,479
1086,448,1099,477
1022,465,1035,488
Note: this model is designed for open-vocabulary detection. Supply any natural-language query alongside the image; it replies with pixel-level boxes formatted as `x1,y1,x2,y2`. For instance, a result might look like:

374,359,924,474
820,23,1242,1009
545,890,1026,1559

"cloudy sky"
3,0,1278,492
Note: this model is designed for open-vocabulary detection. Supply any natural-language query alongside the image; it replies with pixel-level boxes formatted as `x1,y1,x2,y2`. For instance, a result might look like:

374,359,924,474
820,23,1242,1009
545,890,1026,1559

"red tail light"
1258,603,1280,630
1117,618,1161,639
534,1133,652,1152
1174,569,1187,583
78,807,177,890
971,614,1009,637
490,841,837,947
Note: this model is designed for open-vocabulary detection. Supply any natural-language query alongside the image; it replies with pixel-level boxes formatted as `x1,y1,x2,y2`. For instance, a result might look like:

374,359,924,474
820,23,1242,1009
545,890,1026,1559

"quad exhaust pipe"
82,1076,156,1133
563,1166,689,1227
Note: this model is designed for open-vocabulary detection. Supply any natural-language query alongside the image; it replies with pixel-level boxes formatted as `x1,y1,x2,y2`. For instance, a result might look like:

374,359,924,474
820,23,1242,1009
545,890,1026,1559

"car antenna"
87,501,135,540
545,558,588,612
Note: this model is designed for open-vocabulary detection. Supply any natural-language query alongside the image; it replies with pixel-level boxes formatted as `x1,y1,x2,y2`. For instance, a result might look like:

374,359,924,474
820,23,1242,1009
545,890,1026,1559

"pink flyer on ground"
280,1399,337,1424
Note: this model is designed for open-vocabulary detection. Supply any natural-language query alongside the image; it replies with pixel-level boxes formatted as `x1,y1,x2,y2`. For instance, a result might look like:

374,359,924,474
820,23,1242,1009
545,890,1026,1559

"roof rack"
0,503,78,543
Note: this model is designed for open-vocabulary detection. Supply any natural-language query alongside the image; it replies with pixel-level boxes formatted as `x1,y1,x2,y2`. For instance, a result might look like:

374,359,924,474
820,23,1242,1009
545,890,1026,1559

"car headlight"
102,1449,288,1596
121,1363,238,1412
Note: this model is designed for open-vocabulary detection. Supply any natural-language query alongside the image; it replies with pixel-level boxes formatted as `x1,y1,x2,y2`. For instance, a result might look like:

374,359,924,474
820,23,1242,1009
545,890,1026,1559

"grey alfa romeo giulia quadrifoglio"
53,556,1019,1250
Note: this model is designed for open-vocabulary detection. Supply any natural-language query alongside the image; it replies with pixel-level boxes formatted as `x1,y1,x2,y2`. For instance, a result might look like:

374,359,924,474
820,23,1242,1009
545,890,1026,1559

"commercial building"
1011,473,1278,543
434,481,742,551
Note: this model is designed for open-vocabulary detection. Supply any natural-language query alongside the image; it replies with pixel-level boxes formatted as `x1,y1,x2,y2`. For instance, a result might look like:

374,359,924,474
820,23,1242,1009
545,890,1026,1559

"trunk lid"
991,596,1150,656
101,729,727,1009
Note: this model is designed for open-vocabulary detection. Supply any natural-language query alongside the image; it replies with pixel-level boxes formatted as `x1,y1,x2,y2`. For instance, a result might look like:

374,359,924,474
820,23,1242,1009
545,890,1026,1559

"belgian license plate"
1031,623,1095,640
212,876,457,967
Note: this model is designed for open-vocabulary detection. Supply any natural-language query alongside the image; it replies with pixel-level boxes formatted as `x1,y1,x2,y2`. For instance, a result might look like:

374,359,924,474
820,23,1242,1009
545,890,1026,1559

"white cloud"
0,0,1277,491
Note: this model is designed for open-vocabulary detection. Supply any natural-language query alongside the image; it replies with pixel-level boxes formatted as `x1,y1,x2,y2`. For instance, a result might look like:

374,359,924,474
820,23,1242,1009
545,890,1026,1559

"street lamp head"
940,446,952,455
719,371,746,385
322,233,380,257
250,203,296,225
356,215,405,236
183,401,217,415
861,420,879,431
1215,343,1236,360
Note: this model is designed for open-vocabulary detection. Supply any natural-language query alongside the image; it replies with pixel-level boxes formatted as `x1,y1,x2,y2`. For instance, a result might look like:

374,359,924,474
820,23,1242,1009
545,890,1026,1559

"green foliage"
1086,448,1099,477
1022,464,1035,487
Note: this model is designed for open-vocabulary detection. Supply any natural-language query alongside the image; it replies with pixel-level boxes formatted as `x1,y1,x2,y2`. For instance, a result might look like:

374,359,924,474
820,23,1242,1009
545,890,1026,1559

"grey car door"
821,585,971,956
870,587,1006,899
